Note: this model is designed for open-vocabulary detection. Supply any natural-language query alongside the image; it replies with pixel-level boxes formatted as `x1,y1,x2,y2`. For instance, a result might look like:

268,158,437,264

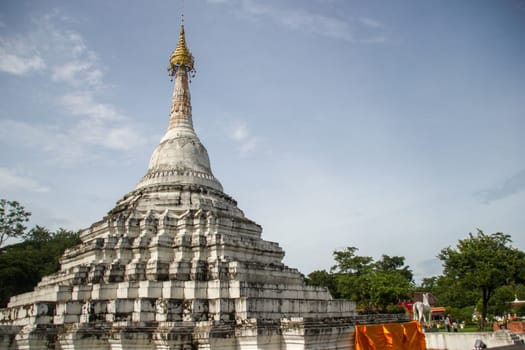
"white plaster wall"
425,330,516,350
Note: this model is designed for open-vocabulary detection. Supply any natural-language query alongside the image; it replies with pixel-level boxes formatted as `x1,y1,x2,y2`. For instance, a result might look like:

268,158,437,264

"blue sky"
1,0,524,282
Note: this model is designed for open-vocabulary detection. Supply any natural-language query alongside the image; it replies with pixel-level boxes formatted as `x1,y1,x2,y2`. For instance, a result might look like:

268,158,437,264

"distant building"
511,295,525,309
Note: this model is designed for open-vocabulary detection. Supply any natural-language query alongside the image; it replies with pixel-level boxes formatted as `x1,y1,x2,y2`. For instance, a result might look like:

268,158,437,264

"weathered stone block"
137,281,162,298
116,282,139,299
71,285,92,301
91,283,118,299
162,280,184,299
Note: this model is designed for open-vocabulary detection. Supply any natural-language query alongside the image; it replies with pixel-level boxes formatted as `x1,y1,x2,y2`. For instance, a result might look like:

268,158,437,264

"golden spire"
168,25,195,77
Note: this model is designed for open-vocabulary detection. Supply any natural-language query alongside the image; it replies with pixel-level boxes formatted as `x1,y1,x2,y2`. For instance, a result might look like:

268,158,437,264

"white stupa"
0,22,406,350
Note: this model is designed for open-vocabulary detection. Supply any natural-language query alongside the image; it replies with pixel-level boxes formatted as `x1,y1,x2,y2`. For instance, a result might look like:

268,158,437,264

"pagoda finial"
181,0,185,24
168,3,195,78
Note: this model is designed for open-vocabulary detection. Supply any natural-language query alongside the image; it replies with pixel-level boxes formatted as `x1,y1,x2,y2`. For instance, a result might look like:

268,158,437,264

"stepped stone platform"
0,24,408,349
425,330,525,350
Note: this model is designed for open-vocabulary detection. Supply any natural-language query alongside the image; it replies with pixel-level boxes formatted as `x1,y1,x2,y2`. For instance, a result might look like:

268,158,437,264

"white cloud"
279,10,353,41
0,119,89,164
0,12,146,163
58,91,146,151
476,169,525,203
240,0,271,16
0,11,101,79
0,101,145,166
52,61,103,87
210,0,386,43
0,167,49,193
0,37,46,75
0,117,145,165
237,0,354,41
72,116,146,151
0,11,104,86
360,36,387,44
59,92,123,122
359,17,384,28
231,123,250,141
229,121,259,156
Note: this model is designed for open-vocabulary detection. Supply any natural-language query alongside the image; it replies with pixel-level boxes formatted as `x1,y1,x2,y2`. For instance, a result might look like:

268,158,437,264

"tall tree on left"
0,199,31,247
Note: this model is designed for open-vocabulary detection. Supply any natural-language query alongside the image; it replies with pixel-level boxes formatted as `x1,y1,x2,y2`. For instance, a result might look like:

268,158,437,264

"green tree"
306,270,340,298
447,305,476,326
329,247,414,312
366,269,414,311
0,199,31,247
418,276,438,292
0,227,80,306
26,225,53,243
330,247,374,309
375,254,414,283
489,285,515,317
331,246,373,275
428,275,479,309
438,230,525,329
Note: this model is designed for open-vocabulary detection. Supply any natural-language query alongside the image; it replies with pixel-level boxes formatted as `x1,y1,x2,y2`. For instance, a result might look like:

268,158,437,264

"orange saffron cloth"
355,321,427,350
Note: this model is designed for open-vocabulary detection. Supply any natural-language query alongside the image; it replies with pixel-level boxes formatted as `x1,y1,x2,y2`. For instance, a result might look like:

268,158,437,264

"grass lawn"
436,325,492,332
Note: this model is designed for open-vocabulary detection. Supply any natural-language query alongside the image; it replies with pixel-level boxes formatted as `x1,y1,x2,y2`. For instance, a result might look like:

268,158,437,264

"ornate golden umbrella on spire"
168,24,195,77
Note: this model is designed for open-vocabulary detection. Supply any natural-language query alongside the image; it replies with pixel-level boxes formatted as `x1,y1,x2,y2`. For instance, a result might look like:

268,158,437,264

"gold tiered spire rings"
168,23,195,77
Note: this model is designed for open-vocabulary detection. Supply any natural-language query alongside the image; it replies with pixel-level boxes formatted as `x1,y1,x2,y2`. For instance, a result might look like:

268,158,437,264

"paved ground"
491,344,525,349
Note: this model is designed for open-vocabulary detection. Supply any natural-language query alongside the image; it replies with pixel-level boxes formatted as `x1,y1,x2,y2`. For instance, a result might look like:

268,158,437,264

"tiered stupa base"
0,186,366,349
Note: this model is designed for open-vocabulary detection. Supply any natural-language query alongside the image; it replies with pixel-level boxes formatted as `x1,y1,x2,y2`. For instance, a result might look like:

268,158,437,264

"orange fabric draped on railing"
355,321,426,350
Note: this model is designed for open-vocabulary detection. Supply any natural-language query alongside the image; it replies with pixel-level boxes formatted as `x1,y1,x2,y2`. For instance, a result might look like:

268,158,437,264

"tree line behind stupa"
2,198,524,330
